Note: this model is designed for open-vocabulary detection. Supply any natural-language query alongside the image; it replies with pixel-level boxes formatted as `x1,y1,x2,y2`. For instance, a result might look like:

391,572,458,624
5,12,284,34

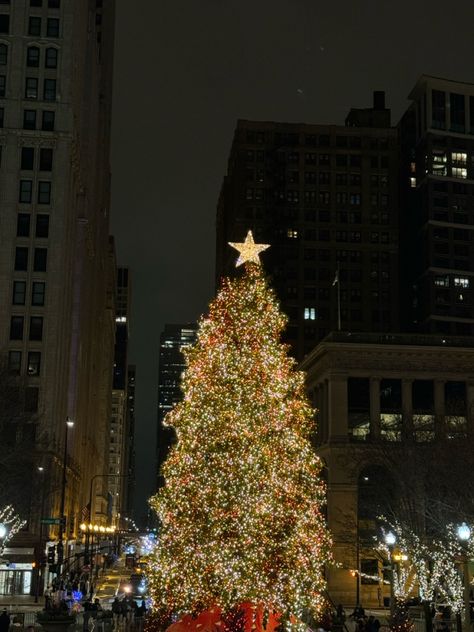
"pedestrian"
137,599,147,617
44,585,53,610
83,600,92,632
93,599,102,614
121,598,130,624
112,597,122,630
0,610,10,632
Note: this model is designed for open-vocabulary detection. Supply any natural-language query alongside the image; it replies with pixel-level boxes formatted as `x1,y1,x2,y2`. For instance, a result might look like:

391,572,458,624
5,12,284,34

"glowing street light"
385,531,396,546
0,524,7,539
457,522,471,542
457,523,472,632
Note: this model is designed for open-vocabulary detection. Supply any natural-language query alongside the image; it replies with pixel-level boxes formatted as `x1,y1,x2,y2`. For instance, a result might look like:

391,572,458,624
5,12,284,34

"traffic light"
47,545,55,564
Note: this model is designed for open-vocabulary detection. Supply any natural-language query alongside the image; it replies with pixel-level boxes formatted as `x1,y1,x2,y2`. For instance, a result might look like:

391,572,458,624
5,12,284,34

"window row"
299,306,377,322
0,76,55,101
30,0,61,8
246,189,372,206
21,147,53,171
432,90,474,135
244,132,390,150
289,286,390,302
25,76,56,101
0,44,58,69
23,109,55,131
26,46,58,69
28,16,60,38
19,180,51,204
8,350,41,376
14,246,47,272
434,275,471,289
12,280,45,306
294,249,390,264
10,315,43,341
302,268,390,282
16,213,49,238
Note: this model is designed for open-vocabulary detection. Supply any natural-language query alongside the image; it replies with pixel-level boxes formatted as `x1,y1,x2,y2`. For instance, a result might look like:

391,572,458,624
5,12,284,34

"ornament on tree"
148,231,332,628
390,599,414,632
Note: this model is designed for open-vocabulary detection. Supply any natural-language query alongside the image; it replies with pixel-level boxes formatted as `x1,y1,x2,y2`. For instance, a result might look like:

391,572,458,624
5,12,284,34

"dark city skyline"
110,0,474,517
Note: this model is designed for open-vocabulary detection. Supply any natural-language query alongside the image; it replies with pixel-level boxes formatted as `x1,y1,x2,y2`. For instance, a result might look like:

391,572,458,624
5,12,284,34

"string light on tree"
147,231,332,629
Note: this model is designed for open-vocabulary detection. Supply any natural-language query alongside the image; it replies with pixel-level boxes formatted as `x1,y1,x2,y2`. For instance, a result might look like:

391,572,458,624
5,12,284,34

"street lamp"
384,531,397,615
0,523,8,560
35,466,46,603
57,418,74,569
457,522,471,632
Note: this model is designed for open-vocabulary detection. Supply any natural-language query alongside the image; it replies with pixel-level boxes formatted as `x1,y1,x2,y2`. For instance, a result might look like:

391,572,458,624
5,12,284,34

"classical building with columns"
301,331,474,606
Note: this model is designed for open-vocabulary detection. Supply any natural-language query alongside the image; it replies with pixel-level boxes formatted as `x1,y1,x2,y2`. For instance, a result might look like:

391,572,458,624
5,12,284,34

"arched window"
26,46,40,68
358,464,397,526
0,43,7,66
45,47,58,69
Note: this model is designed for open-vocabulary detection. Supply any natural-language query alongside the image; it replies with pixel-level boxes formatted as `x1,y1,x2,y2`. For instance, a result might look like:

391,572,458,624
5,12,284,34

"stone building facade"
0,0,116,593
301,332,474,606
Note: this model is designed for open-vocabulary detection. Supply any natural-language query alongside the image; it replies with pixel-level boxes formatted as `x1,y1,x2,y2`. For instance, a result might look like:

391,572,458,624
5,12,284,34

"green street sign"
41,518,61,525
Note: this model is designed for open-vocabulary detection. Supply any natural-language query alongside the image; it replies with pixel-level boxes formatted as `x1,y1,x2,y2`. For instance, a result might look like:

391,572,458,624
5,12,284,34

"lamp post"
34,466,46,603
385,531,397,616
457,522,471,632
57,418,74,569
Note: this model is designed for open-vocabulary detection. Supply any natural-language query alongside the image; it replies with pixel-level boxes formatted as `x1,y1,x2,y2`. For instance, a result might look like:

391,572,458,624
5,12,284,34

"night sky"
110,0,474,519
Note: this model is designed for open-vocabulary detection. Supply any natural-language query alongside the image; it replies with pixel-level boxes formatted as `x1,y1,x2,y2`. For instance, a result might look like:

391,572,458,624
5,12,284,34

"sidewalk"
0,594,41,611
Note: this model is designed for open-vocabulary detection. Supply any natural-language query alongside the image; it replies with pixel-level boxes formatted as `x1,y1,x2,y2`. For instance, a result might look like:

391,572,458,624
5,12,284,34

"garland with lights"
0,505,26,555
379,521,471,613
148,233,332,630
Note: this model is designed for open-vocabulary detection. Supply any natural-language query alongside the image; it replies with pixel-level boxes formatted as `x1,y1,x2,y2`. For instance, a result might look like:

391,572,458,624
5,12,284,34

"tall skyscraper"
0,0,116,594
107,267,131,527
399,75,474,336
125,364,136,521
156,324,198,487
216,93,399,360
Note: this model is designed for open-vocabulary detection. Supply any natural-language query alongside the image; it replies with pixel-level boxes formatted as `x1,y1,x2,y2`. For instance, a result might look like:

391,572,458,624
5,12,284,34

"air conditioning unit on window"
26,89,37,98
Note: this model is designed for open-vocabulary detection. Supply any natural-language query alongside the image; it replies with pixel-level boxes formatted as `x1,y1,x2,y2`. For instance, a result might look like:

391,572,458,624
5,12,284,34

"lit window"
410,177,416,188
27,351,41,376
287,229,298,239
431,150,447,176
452,167,467,179
451,152,467,164
454,277,470,288
434,275,449,287
304,307,316,320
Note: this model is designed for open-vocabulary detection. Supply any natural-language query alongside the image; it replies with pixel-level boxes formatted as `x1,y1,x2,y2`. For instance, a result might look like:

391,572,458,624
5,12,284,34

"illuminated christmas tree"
148,231,332,628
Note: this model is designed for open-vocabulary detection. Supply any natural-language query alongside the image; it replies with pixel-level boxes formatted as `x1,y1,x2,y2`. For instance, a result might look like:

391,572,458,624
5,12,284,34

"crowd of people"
41,570,148,631
316,604,382,632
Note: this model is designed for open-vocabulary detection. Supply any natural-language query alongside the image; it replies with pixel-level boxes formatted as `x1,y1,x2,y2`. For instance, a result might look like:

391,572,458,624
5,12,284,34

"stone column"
434,379,445,439
369,377,380,439
402,379,413,441
328,374,348,441
326,452,358,606
466,381,474,438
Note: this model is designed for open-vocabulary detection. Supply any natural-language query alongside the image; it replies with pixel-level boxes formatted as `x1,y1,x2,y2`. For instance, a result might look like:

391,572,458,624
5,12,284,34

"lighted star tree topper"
148,230,332,626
